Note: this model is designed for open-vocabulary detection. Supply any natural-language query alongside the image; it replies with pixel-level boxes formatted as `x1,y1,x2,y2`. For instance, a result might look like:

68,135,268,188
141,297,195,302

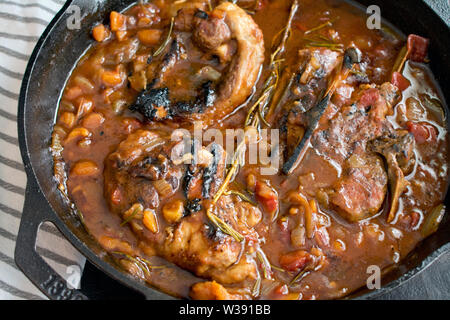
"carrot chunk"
59,112,76,129
137,29,162,46
101,69,123,87
279,250,313,272
92,24,109,42
110,11,126,31
255,180,279,216
115,30,128,41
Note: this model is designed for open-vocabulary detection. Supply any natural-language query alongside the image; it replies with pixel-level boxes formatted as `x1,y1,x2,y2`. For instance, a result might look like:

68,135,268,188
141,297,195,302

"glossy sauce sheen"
52,0,449,299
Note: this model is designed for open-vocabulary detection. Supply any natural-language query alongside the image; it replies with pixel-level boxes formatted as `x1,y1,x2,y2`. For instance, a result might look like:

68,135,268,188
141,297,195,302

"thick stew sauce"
51,0,449,299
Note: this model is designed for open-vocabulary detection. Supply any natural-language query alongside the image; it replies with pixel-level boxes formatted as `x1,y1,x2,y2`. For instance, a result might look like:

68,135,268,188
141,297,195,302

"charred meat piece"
308,84,401,222
150,38,186,88
183,142,225,200
282,47,363,175
162,194,260,284
130,81,216,122
287,48,342,124
173,81,217,115
191,2,264,123
129,87,172,121
276,48,342,161
104,130,183,215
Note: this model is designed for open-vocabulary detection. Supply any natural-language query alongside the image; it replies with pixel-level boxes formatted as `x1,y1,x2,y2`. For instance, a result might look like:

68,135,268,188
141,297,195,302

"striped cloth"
0,0,86,300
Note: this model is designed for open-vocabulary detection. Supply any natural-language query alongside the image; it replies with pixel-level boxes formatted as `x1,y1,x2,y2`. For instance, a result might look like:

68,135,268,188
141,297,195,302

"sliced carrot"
110,187,122,206
101,69,123,87
65,127,91,143
143,209,159,233
137,29,162,46
137,17,152,27
92,24,109,42
110,11,126,31
115,30,128,41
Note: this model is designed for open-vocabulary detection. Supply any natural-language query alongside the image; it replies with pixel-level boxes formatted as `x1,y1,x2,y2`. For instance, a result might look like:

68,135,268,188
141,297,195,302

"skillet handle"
14,182,87,300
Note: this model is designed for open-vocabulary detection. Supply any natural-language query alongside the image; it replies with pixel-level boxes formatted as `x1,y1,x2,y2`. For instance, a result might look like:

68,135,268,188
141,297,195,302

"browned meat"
174,8,196,31
105,130,231,214
309,83,401,222
174,2,264,124
329,153,388,222
149,38,186,89
192,11,232,51
278,48,342,158
132,2,264,126
311,83,400,162
287,48,342,125
162,195,261,284
192,2,265,124
104,130,181,215
105,130,261,285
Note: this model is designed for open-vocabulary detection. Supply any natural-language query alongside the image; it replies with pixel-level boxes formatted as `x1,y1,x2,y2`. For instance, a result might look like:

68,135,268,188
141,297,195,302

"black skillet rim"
16,0,450,300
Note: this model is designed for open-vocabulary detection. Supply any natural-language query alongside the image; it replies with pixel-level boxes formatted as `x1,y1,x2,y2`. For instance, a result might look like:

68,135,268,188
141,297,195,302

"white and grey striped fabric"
0,0,86,300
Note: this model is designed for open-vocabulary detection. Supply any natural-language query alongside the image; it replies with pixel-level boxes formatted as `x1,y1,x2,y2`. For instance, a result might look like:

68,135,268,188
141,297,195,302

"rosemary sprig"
289,261,317,286
223,190,257,206
252,272,262,297
304,41,344,52
206,207,244,242
120,207,140,226
270,264,286,273
153,17,174,57
289,268,310,286
112,251,165,278
304,17,338,35
256,249,272,279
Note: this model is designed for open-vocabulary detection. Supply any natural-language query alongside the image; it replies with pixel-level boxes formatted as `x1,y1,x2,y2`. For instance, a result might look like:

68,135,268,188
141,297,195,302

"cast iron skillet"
14,0,450,300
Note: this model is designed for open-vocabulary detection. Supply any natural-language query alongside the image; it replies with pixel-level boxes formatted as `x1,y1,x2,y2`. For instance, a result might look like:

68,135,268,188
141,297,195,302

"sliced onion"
421,204,445,238
153,179,173,195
